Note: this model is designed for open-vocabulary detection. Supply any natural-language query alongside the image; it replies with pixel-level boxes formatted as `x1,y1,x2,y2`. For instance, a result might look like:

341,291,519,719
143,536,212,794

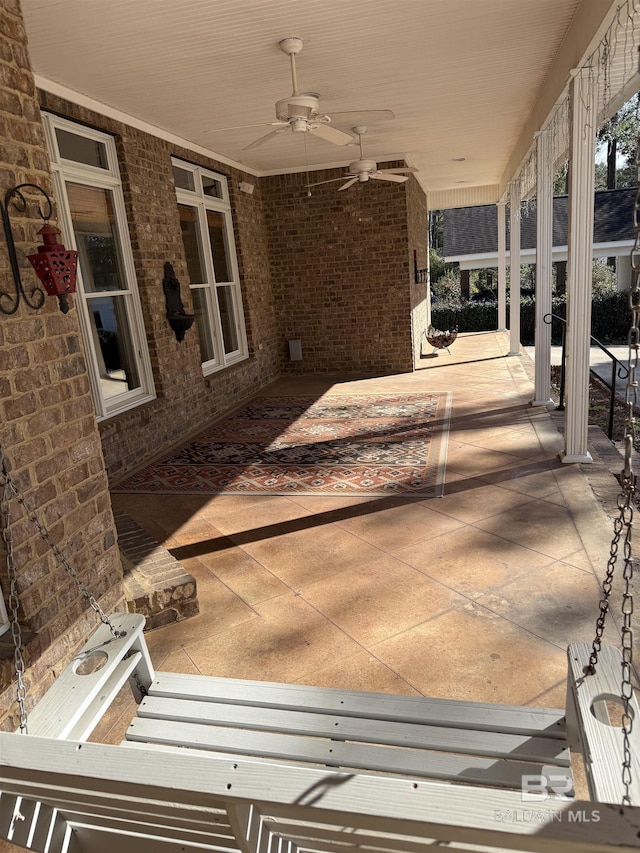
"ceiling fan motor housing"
275,94,321,121
350,158,378,176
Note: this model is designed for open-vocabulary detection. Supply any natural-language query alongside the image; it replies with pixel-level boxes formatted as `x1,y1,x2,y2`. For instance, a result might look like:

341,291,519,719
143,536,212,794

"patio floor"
100,329,624,744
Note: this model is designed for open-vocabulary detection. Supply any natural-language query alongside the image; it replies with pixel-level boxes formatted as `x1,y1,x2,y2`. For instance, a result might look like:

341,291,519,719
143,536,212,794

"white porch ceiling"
21,0,624,207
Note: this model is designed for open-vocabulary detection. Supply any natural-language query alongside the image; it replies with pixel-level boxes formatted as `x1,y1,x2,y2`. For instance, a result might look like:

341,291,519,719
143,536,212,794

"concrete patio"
84,329,627,747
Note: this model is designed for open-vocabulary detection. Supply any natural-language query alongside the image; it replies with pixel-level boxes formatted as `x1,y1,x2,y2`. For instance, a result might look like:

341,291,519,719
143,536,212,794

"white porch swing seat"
0,610,640,853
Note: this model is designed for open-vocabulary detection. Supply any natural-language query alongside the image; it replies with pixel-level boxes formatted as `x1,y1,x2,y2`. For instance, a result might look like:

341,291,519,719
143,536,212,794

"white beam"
562,67,596,464
532,130,554,407
508,180,521,356
497,202,507,331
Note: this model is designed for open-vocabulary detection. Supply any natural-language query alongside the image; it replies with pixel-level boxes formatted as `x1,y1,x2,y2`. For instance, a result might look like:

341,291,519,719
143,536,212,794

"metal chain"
618,121,640,806
588,99,640,805
588,506,625,669
0,464,28,734
0,444,124,729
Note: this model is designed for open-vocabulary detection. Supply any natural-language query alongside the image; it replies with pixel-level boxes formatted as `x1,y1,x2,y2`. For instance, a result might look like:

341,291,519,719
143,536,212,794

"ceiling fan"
307,126,418,191
208,38,395,151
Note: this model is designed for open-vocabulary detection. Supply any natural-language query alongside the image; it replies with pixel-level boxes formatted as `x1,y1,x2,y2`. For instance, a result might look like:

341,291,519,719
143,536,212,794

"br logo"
521,769,573,802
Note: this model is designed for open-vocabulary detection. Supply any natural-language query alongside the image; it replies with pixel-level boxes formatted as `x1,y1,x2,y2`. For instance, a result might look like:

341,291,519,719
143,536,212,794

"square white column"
532,130,554,407
508,179,521,356
562,68,596,463
497,202,507,331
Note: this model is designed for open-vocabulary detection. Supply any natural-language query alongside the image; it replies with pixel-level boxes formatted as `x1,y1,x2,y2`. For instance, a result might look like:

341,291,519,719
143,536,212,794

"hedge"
431,291,629,346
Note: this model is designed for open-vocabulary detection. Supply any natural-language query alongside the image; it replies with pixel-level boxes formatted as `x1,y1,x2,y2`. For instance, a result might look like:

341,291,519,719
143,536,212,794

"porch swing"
3,143,640,853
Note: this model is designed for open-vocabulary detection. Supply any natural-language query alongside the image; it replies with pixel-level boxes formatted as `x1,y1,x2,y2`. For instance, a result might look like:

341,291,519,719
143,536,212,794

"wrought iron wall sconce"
0,183,78,315
162,262,195,342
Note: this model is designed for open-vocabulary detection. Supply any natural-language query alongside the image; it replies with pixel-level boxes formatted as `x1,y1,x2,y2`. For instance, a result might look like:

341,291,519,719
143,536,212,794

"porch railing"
543,312,629,440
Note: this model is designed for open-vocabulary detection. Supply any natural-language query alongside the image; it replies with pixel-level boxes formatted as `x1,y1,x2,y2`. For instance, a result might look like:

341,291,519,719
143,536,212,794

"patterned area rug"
114,392,451,497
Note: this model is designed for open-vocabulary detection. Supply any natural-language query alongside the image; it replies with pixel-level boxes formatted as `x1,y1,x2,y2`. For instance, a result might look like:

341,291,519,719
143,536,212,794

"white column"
497,202,507,330
532,130,554,406
425,207,432,331
562,67,596,463
508,179,521,356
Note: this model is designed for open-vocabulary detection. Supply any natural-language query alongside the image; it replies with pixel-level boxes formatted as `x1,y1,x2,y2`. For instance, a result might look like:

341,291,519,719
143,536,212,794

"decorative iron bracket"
413,249,428,284
0,184,51,315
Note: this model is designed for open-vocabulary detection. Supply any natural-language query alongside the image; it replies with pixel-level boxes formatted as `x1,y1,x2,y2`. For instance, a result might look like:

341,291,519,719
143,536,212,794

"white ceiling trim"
34,74,261,177
259,153,415,177
428,185,501,211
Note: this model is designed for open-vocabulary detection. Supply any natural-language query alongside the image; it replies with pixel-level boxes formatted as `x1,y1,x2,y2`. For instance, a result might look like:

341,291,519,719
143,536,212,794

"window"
43,115,155,420
172,160,247,372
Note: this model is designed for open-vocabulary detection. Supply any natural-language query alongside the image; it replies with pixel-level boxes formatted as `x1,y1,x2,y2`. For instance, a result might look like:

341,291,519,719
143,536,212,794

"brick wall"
37,93,281,482
0,0,124,729
263,166,416,375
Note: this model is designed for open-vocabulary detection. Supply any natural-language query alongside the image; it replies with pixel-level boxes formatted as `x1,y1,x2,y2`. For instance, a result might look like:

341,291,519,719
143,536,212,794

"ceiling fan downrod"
279,37,304,96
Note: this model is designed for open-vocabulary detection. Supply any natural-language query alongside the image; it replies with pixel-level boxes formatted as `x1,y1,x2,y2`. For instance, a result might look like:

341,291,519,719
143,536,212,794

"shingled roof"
442,187,635,258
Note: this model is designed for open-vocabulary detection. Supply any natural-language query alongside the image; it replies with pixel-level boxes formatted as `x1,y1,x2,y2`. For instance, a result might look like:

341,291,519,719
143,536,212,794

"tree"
596,96,639,267
429,210,444,252
553,162,568,195
596,96,640,190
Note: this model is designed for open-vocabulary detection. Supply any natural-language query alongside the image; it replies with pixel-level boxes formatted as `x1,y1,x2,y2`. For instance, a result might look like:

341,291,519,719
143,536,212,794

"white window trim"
172,158,248,375
43,114,156,421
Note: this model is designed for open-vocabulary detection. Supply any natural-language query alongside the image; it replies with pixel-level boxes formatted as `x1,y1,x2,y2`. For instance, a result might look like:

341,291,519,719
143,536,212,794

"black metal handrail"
543,312,629,440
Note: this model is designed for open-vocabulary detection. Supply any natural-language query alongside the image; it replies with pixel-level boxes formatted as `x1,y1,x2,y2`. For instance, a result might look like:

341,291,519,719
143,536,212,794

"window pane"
88,295,140,399
191,287,216,362
56,128,108,168
217,285,238,354
172,166,195,191
207,210,231,282
66,184,126,293
202,175,223,198
178,204,205,282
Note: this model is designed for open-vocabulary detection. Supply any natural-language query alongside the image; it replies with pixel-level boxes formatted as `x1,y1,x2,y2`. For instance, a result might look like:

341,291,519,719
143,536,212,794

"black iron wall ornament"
162,262,195,342
0,183,78,315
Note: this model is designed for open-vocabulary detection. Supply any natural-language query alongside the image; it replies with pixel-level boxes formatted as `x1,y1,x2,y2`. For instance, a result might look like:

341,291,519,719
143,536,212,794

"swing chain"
587,110,640,807
0,445,124,649
618,125,640,806
588,516,624,669
0,472,28,734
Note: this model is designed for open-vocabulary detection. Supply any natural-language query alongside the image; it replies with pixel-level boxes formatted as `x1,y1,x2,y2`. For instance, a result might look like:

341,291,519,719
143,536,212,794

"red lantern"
27,224,78,314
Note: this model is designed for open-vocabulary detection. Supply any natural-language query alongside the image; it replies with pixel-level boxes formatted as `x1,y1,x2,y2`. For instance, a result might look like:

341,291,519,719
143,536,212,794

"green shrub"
431,273,461,304
592,259,617,298
431,290,629,346
429,248,458,284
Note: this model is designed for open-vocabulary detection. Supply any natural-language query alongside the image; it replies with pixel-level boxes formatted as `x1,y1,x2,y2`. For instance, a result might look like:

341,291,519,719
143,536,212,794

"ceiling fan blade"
378,167,419,174
243,128,288,150
288,103,313,119
328,110,395,124
308,123,354,146
370,172,409,183
307,176,355,188
337,177,359,191
205,122,281,133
